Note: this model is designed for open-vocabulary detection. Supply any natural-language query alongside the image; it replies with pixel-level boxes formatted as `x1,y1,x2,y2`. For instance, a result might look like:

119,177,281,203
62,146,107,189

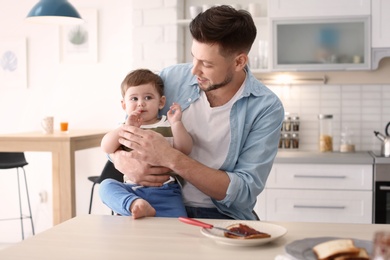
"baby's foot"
130,199,156,219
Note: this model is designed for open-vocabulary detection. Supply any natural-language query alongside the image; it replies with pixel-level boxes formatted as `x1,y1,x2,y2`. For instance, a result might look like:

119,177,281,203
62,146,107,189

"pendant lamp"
26,0,83,25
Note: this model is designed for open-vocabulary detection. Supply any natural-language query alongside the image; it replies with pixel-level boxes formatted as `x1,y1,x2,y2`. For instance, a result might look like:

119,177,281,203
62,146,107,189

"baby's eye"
130,97,138,101
145,96,153,101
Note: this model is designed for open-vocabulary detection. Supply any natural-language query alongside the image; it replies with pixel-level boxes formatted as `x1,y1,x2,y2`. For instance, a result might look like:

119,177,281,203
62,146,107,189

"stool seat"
88,160,123,214
0,153,28,169
0,152,35,240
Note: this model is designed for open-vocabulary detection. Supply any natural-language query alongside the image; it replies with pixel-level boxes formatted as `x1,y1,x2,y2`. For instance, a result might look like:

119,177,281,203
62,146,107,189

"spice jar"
292,133,299,149
278,133,283,148
283,133,291,149
318,114,333,152
283,115,291,132
291,115,300,132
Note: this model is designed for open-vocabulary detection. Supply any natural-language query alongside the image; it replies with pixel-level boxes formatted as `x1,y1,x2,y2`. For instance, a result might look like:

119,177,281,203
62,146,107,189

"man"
110,5,284,220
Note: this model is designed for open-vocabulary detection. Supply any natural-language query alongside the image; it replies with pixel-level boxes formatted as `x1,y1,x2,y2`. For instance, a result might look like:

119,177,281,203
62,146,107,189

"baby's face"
122,83,165,125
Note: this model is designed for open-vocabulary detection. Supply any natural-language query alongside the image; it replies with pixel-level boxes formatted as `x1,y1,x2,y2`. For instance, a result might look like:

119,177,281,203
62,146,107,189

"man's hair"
120,69,164,97
189,5,257,57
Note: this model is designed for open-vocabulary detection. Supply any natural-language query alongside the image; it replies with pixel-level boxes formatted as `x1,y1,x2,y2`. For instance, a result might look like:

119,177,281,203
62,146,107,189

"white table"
0,215,389,260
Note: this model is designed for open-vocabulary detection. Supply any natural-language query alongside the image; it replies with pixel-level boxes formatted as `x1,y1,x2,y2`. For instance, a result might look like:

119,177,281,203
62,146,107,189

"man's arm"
118,125,229,200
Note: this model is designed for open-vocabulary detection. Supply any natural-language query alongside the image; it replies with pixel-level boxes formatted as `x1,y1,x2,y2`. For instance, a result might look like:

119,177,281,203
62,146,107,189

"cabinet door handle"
294,174,346,179
293,205,346,209
379,185,390,191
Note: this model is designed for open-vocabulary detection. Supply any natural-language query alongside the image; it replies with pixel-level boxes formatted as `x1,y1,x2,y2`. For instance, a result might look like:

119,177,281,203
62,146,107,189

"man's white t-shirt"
181,83,245,207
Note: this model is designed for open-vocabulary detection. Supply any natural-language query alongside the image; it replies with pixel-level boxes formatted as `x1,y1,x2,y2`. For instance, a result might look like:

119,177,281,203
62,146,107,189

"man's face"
191,40,236,92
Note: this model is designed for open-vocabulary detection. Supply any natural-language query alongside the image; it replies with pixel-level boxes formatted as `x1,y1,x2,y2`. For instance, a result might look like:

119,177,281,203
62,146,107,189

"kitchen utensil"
178,217,245,237
385,122,390,136
374,131,390,157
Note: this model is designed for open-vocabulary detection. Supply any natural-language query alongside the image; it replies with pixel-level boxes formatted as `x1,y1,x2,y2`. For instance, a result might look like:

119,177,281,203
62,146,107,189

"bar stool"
87,160,123,214
0,152,35,240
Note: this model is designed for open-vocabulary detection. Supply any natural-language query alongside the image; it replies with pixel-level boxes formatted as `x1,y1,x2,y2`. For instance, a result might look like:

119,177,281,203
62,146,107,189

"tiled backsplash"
133,1,390,152
268,84,390,152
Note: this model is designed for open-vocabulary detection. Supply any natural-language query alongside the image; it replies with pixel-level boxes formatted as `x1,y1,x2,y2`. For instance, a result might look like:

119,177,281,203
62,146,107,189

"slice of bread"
223,223,271,239
313,239,361,260
332,247,370,260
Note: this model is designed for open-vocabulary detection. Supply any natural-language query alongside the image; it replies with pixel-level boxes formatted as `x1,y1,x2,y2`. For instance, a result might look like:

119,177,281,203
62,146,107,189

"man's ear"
235,53,248,71
159,96,167,109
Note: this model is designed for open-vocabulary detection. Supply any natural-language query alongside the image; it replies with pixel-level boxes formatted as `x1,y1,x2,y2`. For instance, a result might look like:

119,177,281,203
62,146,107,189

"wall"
1,0,389,244
268,83,390,152
0,0,183,243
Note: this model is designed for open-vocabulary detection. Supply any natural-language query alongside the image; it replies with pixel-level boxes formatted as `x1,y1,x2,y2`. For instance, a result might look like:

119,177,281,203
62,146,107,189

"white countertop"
0,215,389,260
275,150,374,164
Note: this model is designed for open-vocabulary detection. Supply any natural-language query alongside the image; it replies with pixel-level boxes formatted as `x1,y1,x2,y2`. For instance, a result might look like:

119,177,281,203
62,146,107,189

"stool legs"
89,182,114,215
16,167,35,240
88,182,97,214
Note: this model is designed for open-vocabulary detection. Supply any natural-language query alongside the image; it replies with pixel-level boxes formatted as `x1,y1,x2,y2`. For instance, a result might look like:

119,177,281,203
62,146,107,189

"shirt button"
188,98,192,102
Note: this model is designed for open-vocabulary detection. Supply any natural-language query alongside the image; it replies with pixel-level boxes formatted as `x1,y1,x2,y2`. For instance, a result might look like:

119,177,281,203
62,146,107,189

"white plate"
285,237,373,260
200,220,287,247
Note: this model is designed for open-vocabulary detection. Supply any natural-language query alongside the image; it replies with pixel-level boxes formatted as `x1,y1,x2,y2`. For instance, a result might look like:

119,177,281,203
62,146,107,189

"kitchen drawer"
265,189,373,223
267,164,373,190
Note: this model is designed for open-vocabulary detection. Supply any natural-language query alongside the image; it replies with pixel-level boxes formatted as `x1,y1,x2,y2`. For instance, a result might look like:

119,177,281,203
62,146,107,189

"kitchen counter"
275,150,374,164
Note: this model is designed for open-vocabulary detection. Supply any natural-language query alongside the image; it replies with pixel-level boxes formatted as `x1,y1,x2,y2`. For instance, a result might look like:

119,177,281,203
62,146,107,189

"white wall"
1,0,390,244
0,0,184,244
0,0,136,242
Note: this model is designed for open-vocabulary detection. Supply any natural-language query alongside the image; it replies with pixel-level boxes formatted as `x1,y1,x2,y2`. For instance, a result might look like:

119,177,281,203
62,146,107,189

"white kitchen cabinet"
255,163,373,223
268,0,370,18
371,0,390,70
265,189,372,223
271,16,371,71
371,0,390,48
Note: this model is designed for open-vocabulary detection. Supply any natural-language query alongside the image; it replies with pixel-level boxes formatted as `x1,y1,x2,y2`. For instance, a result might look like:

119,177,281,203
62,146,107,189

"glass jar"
278,133,283,148
318,114,333,152
283,133,291,148
283,115,291,132
291,115,300,132
292,133,299,149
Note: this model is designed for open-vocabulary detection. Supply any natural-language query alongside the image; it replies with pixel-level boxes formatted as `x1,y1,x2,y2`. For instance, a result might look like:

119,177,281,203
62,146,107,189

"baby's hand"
167,102,182,123
126,109,142,127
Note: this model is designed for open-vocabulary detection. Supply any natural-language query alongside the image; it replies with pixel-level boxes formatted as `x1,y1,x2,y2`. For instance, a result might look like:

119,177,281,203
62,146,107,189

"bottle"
292,133,299,149
318,114,333,152
283,115,291,132
283,133,291,149
291,115,300,132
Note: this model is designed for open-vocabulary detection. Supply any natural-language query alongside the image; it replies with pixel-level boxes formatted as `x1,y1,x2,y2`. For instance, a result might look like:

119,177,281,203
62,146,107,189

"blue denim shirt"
159,63,284,220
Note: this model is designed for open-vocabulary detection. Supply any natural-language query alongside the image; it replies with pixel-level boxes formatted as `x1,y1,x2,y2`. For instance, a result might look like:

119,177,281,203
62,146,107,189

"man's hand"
118,125,179,168
111,149,171,187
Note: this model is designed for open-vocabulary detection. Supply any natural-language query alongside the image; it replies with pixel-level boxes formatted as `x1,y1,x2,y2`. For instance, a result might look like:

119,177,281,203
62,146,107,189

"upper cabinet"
177,0,389,72
371,0,390,70
271,16,371,71
268,0,370,18
371,0,390,47
268,0,371,18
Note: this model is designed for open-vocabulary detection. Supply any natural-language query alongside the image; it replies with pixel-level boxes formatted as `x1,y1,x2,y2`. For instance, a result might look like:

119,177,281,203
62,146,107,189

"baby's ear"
159,96,166,109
